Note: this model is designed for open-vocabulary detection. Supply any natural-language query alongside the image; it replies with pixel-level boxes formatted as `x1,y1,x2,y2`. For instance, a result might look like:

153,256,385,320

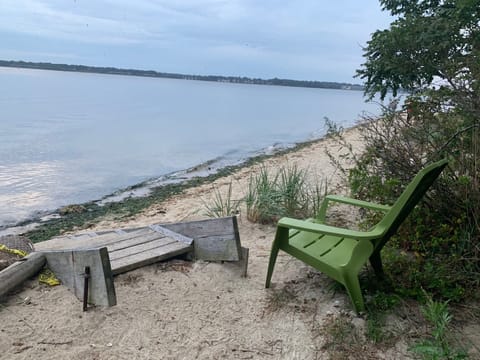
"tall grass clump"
246,164,326,223
202,181,240,218
278,165,308,216
245,166,281,223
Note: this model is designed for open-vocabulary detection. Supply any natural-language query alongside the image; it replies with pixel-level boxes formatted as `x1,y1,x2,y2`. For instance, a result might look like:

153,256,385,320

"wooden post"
0,252,46,299
83,266,90,312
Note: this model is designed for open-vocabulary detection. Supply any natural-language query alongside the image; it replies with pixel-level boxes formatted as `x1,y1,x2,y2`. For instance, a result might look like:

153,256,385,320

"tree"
358,0,479,108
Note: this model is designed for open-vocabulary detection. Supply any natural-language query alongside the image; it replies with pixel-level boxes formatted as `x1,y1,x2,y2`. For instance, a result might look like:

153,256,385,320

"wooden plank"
160,216,241,261
68,228,153,245
108,237,178,261
110,242,192,275
104,233,167,253
239,247,249,277
193,234,242,261
66,234,93,240
72,248,116,307
220,247,250,278
44,247,116,307
161,216,239,238
0,252,46,298
149,224,193,245
36,226,194,278
35,228,152,251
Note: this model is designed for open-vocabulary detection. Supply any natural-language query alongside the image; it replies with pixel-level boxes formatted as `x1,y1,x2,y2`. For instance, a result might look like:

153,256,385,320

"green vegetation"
201,181,241,218
365,291,401,343
357,0,480,102
0,60,363,91
410,293,468,359
245,165,326,224
23,138,321,243
318,2,480,356
343,0,480,301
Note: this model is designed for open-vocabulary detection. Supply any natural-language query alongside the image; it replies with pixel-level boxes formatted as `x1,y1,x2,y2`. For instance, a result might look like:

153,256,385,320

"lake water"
0,67,380,227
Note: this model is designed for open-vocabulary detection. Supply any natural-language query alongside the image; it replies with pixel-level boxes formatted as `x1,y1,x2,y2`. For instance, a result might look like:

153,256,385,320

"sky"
0,1,393,83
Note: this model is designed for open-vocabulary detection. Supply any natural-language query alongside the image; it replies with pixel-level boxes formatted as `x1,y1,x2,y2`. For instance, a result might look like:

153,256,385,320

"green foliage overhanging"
351,0,480,300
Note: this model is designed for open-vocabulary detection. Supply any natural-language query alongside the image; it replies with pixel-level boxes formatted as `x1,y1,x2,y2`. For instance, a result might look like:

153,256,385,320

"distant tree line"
0,60,363,91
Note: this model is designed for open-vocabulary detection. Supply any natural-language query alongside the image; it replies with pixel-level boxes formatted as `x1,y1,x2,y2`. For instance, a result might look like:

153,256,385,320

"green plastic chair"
265,159,448,312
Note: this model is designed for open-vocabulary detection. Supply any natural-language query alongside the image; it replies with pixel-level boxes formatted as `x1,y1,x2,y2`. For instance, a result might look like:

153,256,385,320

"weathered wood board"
161,216,242,261
2,217,245,304
44,247,116,306
35,227,193,275
234,247,249,278
35,216,244,276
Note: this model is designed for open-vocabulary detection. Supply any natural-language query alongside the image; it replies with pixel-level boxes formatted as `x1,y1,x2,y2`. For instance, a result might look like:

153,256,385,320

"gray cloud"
0,0,392,81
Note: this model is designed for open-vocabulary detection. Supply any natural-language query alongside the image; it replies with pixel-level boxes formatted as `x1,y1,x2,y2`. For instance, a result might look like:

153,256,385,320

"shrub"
328,102,480,301
350,0,480,301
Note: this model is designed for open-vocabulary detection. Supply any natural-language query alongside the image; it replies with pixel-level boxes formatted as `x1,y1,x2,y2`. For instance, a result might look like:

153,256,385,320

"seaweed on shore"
24,138,320,243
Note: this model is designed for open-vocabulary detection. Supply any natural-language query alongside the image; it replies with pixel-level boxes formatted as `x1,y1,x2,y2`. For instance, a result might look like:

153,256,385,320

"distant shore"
0,59,364,91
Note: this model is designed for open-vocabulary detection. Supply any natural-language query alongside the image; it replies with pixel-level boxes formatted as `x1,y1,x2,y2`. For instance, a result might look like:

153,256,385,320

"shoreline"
0,124,327,234
0,137,302,234
1,130,351,241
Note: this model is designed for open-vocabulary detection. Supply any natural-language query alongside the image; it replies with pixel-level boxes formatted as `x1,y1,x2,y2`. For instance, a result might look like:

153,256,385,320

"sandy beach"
1,127,478,360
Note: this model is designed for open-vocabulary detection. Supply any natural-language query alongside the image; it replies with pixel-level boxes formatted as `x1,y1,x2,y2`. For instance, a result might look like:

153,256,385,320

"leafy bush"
344,103,480,300
345,0,480,301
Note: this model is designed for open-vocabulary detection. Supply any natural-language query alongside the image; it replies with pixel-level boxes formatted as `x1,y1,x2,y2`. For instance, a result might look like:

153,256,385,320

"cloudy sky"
0,0,393,83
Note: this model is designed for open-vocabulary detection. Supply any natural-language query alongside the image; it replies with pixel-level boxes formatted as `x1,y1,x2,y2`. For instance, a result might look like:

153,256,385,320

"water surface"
0,68,380,226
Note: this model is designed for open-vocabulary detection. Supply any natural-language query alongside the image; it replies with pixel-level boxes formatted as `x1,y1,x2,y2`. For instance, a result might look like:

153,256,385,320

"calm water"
0,67,380,227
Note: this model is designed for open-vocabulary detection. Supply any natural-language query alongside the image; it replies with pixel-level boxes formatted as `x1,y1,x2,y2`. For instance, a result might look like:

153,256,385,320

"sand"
0,128,477,359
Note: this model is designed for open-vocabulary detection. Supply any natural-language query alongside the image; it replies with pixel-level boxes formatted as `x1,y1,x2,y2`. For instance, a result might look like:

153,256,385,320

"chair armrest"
325,195,392,211
278,217,382,240
317,195,391,222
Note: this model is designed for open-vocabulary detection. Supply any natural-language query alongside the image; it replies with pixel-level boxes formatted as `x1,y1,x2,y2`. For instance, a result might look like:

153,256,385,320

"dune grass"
245,164,327,224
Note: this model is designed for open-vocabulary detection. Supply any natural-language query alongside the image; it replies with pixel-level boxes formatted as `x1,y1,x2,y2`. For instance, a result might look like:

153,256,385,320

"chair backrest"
371,159,448,251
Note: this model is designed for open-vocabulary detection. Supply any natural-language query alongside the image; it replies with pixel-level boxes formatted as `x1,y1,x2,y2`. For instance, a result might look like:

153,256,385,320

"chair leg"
265,245,279,288
369,251,385,279
343,273,365,313
265,227,288,288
